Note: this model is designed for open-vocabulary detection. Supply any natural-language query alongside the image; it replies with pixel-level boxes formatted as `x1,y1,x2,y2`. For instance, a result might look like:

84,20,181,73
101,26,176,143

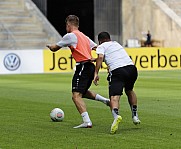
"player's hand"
46,44,52,50
47,44,61,52
46,44,50,48
93,74,99,86
46,44,57,52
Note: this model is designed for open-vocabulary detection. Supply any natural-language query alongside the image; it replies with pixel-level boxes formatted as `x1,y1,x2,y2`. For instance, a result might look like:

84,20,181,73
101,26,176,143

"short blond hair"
65,15,79,27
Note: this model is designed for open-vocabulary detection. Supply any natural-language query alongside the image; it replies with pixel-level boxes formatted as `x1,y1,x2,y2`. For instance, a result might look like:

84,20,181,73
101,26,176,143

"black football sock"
132,105,137,117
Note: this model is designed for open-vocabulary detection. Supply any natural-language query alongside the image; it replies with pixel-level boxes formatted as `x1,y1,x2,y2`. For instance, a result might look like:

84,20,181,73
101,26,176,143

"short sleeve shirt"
96,41,134,71
56,33,97,49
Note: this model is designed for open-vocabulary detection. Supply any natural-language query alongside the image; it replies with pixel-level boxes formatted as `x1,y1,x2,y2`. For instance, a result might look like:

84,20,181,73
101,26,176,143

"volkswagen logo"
4,53,21,71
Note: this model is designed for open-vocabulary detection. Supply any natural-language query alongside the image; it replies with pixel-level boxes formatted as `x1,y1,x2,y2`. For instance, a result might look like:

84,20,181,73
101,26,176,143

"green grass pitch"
0,70,181,149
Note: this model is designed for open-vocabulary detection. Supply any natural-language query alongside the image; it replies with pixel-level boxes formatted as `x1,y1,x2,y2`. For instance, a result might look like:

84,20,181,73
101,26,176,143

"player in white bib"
94,32,141,134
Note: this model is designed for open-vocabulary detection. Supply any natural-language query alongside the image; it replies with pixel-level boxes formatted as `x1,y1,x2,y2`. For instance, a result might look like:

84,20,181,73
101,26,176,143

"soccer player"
46,15,110,128
93,32,141,134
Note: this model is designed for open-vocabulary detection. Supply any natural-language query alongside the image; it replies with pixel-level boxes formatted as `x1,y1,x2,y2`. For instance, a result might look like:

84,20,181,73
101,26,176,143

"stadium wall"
122,0,181,47
0,48,180,74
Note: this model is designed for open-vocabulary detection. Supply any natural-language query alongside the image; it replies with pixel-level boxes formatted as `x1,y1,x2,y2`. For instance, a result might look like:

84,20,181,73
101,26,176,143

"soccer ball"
50,108,64,122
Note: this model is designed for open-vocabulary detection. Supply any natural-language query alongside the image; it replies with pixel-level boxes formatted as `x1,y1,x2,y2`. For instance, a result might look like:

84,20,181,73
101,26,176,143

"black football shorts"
107,65,138,97
72,62,95,95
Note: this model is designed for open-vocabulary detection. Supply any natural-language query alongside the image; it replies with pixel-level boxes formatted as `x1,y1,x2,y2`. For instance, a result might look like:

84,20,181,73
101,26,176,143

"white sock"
112,109,118,119
81,112,91,123
95,94,109,103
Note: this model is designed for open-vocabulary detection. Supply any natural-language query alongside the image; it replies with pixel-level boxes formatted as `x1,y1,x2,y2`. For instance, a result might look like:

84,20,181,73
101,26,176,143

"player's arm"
93,54,104,86
46,44,61,52
95,54,104,74
47,33,74,52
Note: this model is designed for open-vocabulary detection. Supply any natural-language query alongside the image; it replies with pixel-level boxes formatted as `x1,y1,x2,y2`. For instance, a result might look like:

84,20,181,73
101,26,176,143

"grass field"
0,70,181,149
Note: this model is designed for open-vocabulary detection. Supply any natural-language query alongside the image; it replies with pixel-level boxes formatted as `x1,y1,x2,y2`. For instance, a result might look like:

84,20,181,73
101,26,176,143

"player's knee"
72,92,82,101
125,90,133,96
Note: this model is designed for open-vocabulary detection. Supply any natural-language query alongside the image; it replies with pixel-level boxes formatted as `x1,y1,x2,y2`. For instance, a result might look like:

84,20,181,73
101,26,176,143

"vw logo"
4,53,21,71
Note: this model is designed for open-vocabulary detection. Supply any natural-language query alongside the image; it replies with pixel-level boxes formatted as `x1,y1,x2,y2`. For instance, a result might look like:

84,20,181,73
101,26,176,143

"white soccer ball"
50,108,64,122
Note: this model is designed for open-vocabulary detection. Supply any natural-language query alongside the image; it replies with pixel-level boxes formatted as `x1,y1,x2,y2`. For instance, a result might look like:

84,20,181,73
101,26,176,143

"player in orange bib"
47,15,110,128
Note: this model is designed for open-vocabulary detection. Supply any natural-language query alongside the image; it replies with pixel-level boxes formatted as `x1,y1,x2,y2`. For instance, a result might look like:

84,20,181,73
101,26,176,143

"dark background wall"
94,0,122,44
32,0,47,16
32,0,122,43
47,0,94,40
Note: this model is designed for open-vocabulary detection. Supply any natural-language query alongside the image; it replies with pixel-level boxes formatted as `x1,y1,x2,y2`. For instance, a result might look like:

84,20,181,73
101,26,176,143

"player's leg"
83,90,110,106
72,92,92,128
82,62,110,106
125,65,140,125
108,70,123,134
110,95,122,134
125,89,138,115
125,90,140,125
72,63,92,128
72,92,86,114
